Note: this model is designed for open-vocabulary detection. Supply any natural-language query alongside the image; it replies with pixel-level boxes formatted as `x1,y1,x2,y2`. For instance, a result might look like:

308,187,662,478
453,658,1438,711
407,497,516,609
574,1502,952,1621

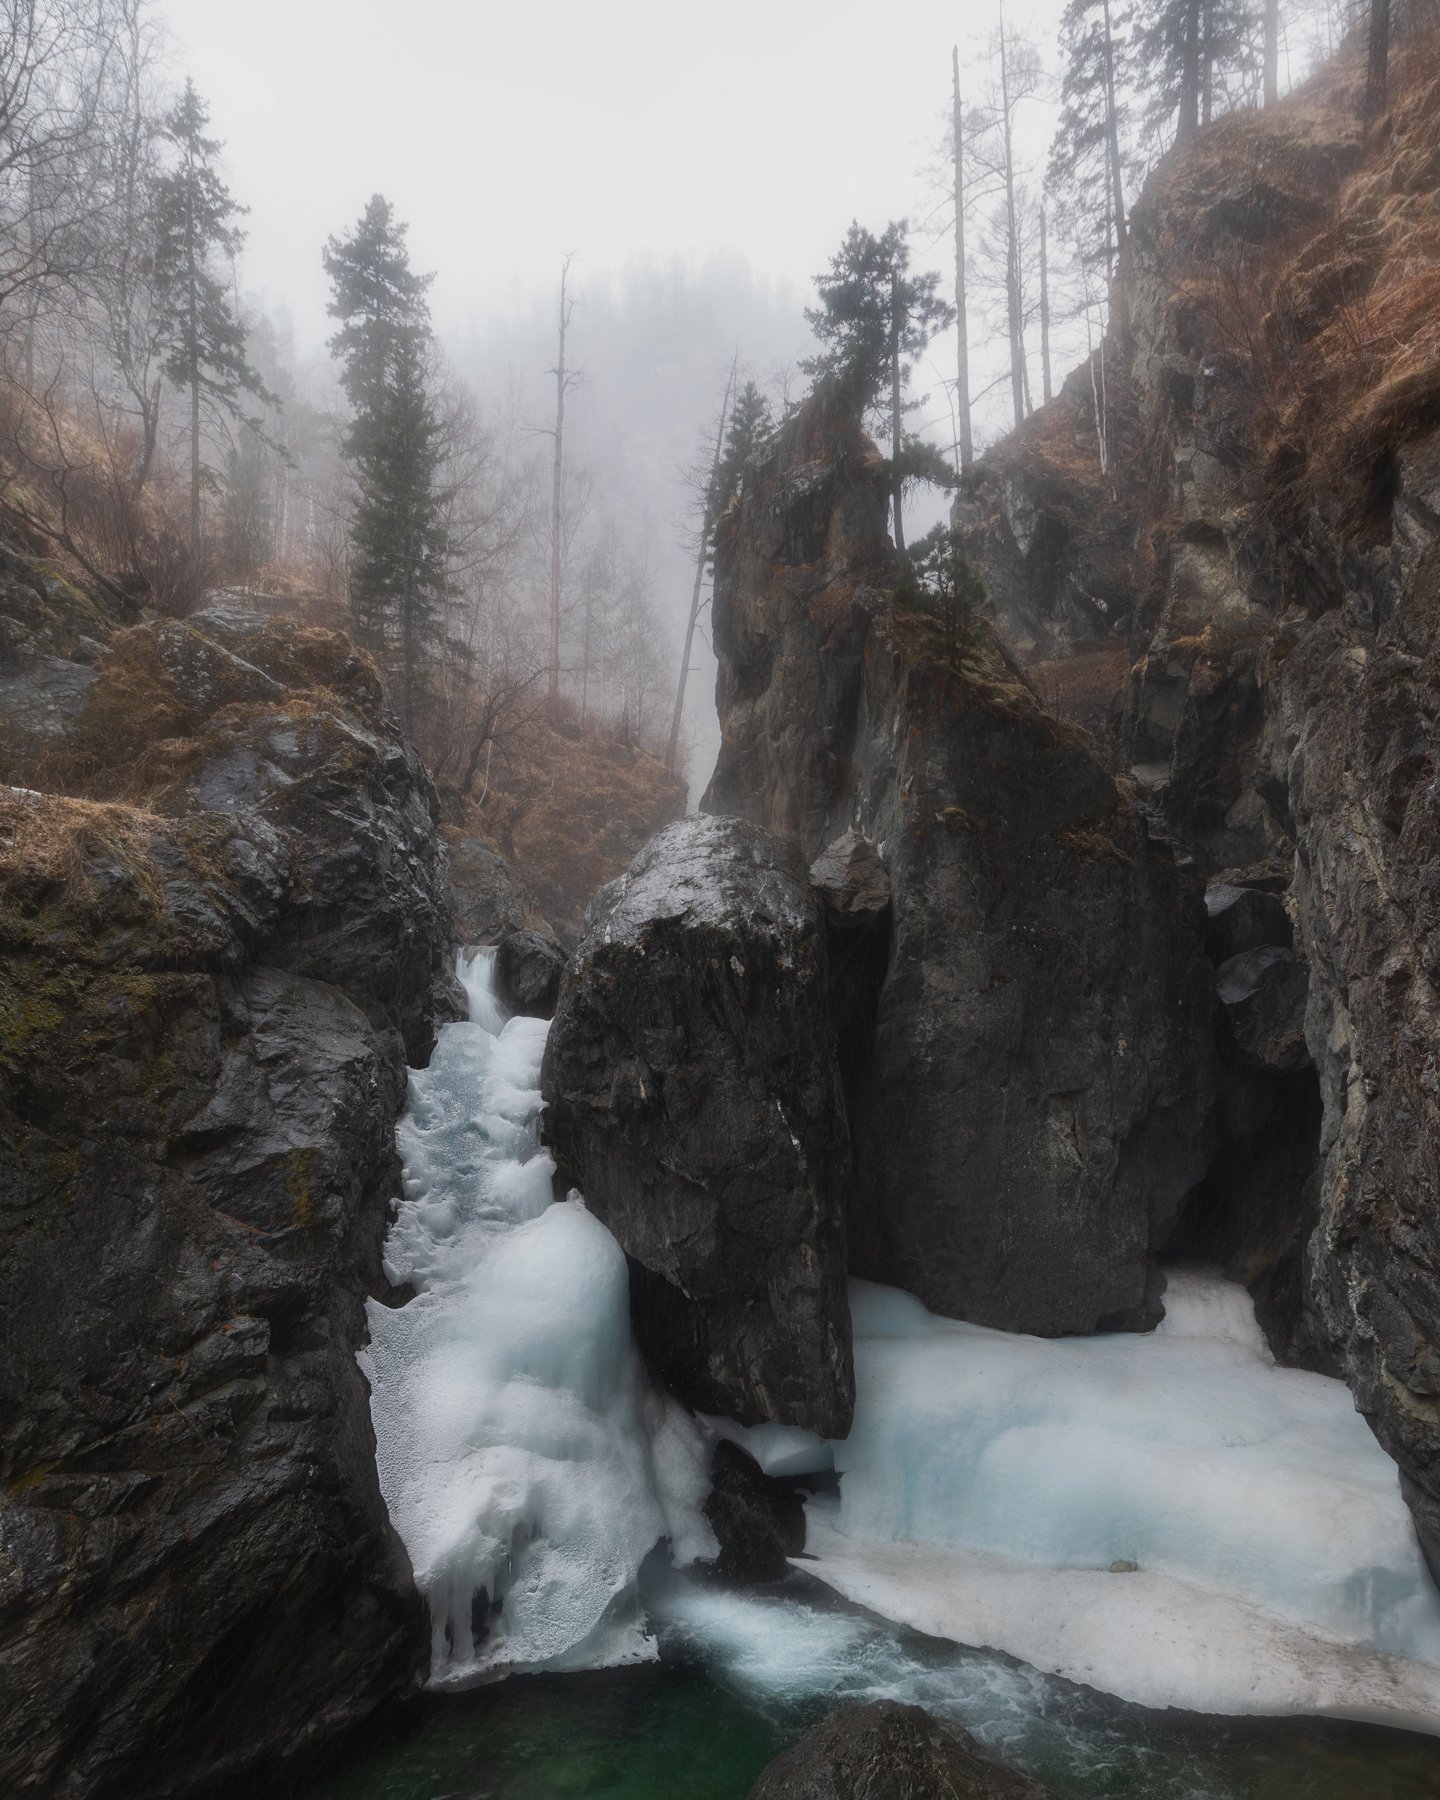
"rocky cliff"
704,386,1217,1337
0,562,460,1797
961,35,1440,1559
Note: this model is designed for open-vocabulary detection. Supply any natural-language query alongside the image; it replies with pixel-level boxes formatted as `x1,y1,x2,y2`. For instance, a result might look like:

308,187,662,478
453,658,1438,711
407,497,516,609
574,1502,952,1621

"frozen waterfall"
363,950,1440,1731
361,951,714,1687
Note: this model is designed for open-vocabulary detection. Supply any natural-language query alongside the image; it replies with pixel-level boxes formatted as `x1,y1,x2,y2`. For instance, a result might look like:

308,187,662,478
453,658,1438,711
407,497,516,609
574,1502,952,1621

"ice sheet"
799,1269,1440,1720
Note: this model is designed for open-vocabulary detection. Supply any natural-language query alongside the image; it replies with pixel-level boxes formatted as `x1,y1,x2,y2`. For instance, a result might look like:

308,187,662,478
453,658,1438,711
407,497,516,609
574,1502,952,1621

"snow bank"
798,1269,1440,1721
362,951,714,1686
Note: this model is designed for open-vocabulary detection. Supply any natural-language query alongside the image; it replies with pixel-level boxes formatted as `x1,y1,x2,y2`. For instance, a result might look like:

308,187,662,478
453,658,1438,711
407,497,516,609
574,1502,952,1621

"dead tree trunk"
665,356,736,776
547,257,575,714
952,46,973,476
1177,0,1202,143
999,15,1026,431
1102,0,1127,255
1039,205,1053,406
890,265,906,552
1365,0,1391,126
1263,0,1280,104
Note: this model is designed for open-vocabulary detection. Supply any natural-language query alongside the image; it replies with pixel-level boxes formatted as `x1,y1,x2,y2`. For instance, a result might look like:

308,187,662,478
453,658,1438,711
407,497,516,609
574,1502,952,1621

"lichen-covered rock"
705,387,1217,1337
0,587,460,1798
747,1701,1057,1800
540,813,854,1436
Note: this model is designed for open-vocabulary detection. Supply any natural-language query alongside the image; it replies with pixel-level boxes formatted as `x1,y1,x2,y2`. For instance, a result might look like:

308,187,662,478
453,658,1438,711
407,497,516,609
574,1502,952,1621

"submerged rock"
0,585,459,1797
747,1701,1056,1800
540,813,854,1436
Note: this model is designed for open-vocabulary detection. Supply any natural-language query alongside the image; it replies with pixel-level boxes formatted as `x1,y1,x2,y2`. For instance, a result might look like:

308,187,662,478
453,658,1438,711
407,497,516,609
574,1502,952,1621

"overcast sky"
156,0,1067,359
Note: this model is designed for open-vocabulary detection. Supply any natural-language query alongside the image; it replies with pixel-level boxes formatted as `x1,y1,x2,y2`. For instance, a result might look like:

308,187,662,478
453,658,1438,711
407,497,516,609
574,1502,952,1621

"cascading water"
361,951,714,1686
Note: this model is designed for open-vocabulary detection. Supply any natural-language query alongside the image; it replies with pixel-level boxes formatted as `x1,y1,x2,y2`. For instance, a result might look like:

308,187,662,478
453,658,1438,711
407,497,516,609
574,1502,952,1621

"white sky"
156,0,1064,358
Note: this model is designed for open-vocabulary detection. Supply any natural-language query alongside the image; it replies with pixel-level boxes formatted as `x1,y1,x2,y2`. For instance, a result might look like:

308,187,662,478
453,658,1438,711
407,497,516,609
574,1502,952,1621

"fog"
145,0,1321,790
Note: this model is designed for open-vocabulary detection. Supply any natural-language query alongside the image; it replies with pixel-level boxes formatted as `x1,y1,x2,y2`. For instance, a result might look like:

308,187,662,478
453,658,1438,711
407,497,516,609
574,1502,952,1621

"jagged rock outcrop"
961,42,1440,1553
705,388,1217,1336
0,584,460,1797
540,813,854,1436
747,1702,1057,1800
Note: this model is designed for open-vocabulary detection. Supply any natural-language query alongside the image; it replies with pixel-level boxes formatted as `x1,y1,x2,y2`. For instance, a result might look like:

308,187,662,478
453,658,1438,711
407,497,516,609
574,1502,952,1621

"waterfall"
361,950,714,1687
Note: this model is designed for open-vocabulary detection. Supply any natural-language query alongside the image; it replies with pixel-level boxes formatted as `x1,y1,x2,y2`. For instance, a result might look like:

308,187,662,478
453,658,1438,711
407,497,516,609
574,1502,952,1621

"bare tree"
968,15,1045,430
666,355,734,774
543,254,581,713
950,46,974,475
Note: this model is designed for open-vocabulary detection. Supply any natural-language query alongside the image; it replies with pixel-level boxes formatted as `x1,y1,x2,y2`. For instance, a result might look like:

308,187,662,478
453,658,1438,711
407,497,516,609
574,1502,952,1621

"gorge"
5,16,1440,1800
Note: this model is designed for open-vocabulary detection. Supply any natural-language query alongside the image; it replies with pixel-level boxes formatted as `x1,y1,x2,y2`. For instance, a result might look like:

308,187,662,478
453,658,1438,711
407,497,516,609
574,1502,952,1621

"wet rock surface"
444,831,523,945
702,1439,807,1585
747,1701,1057,1800
0,584,459,1797
494,926,565,1019
705,387,1217,1337
541,813,854,1436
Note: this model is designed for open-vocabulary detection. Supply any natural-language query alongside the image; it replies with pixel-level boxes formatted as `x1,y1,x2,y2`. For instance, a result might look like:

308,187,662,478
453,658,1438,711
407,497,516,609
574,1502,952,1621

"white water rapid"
364,950,1440,1733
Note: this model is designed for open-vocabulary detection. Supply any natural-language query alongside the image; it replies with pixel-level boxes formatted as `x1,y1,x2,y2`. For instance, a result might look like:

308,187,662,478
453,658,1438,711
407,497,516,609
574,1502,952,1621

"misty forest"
5,0,1440,1796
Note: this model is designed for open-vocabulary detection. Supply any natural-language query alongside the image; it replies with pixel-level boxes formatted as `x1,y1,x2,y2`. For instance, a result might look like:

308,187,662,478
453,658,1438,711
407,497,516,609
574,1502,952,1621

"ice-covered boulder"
747,1700,1056,1800
541,813,854,1436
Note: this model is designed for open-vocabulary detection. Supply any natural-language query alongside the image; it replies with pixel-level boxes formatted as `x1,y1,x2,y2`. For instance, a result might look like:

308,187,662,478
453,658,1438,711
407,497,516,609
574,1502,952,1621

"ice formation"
796,1270,1440,1723
361,951,714,1687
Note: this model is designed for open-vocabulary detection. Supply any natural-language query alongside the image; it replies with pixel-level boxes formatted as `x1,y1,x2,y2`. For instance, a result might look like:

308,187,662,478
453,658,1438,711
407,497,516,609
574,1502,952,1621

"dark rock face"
705,388,1217,1336
1216,946,1311,1073
445,832,523,944
747,1701,1057,1800
702,1439,806,1584
0,592,459,1797
495,927,565,1019
1204,881,1294,963
808,827,890,930
540,813,854,1436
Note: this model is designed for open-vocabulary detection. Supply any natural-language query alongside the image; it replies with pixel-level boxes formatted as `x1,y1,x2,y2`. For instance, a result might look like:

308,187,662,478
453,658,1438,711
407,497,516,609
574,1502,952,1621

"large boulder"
0,590,459,1798
495,926,565,1019
705,387,1217,1336
444,831,523,945
747,1702,1056,1800
540,813,854,1436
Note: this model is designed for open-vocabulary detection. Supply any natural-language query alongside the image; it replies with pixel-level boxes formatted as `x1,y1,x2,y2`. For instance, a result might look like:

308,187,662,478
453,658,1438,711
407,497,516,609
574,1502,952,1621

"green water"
291,1573,1440,1800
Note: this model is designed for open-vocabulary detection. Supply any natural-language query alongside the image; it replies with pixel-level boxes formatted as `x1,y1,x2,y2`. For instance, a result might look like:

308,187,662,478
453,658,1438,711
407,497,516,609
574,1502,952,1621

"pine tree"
152,80,272,552
325,196,448,735
1048,0,1132,277
803,221,955,553
707,380,773,524
1135,0,1251,144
